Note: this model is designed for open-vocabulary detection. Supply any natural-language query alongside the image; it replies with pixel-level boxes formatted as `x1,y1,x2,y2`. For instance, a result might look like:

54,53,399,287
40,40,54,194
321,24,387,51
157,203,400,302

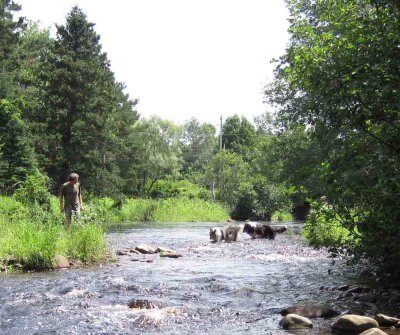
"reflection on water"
0,221,359,334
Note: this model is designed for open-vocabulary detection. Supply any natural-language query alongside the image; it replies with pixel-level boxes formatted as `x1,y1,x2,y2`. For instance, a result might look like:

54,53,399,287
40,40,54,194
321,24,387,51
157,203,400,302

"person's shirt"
60,182,81,209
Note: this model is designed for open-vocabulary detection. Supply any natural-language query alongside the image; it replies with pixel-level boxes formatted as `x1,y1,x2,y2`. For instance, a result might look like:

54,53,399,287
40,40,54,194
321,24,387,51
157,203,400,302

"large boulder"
375,313,400,327
359,328,388,335
280,304,339,318
279,313,313,329
332,315,379,333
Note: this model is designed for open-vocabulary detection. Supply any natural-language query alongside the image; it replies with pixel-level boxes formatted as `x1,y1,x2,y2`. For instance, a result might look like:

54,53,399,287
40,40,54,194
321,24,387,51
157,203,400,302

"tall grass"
116,197,229,223
0,196,107,271
0,194,229,271
271,210,293,222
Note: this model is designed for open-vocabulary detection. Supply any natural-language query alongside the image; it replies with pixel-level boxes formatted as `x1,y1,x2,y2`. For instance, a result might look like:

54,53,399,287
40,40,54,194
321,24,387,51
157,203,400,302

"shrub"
302,201,356,249
13,171,51,210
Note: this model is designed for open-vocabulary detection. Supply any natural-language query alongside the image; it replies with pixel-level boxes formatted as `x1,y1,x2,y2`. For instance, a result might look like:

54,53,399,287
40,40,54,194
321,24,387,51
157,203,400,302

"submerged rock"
159,250,182,258
128,299,167,309
279,313,313,329
280,304,339,318
332,314,379,333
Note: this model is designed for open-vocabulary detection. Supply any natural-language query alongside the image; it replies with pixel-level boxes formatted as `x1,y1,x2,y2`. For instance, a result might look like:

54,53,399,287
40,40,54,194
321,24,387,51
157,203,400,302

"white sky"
17,0,289,128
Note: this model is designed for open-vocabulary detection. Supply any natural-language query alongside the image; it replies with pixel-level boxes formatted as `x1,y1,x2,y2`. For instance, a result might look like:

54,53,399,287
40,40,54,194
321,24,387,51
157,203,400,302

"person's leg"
65,207,72,229
71,208,81,225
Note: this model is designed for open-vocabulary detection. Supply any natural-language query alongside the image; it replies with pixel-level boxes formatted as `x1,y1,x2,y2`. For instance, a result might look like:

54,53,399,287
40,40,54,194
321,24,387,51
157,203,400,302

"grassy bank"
0,195,229,271
84,196,229,224
0,196,107,271
116,197,229,223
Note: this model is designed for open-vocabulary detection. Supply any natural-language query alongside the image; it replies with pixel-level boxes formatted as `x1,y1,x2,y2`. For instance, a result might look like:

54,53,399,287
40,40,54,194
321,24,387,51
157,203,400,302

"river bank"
2,221,399,334
0,196,230,271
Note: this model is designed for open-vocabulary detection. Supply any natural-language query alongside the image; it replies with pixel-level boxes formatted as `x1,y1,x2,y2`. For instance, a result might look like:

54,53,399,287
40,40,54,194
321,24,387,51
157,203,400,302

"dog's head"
209,227,220,242
243,222,255,234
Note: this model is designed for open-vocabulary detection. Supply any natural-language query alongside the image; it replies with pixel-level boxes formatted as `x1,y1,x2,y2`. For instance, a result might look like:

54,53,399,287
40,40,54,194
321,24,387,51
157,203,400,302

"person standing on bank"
60,173,84,228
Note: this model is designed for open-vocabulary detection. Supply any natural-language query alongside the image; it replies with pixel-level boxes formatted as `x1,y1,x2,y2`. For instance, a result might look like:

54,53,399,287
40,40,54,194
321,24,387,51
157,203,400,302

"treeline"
0,1,303,221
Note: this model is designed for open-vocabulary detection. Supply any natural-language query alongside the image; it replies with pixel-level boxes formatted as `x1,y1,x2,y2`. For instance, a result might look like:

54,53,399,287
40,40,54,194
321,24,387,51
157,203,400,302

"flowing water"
0,222,366,335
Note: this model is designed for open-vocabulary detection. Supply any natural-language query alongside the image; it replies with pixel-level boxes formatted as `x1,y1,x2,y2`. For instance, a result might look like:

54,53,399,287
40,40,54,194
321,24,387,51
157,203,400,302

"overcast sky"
17,0,289,128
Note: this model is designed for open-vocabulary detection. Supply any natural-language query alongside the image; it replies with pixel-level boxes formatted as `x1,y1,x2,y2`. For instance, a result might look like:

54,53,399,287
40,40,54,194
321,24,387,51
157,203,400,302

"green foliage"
35,6,139,194
222,115,256,156
148,179,211,200
124,117,183,196
302,201,357,249
181,118,217,174
206,150,249,208
231,175,291,220
0,99,37,193
271,210,293,222
266,0,400,266
0,0,24,98
13,171,50,209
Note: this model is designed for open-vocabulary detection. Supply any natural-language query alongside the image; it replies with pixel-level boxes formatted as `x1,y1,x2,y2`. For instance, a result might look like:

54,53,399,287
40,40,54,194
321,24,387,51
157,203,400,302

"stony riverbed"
0,222,398,335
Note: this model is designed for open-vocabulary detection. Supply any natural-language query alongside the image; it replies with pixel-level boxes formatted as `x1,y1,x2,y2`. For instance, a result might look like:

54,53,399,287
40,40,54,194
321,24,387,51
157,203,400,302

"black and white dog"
243,222,287,239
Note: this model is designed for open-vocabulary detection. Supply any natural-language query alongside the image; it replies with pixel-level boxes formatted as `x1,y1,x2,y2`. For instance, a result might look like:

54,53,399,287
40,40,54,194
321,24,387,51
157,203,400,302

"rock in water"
135,244,158,254
280,304,339,318
279,313,313,329
128,299,167,309
331,315,379,333
53,255,70,269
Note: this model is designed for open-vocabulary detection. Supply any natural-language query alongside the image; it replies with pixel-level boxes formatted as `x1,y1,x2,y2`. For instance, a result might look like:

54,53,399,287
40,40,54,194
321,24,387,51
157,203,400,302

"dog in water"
243,222,287,240
209,224,243,243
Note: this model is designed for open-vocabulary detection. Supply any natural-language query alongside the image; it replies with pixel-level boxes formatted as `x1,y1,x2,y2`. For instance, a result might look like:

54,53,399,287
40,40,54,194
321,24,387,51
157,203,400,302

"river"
0,222,373,334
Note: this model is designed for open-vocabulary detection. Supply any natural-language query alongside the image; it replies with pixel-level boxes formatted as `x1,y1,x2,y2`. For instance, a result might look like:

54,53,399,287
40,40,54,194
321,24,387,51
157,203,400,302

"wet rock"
116,249,129,256
135,244,158,254
332,315,379,333
130,258,141,262
375,314,400,327
128,299,167,309
129,249,141,254
359,328,388,335
338,285,350,291
53,255,70,269
280,304,339,318
279,313,313,329
159,250,182,258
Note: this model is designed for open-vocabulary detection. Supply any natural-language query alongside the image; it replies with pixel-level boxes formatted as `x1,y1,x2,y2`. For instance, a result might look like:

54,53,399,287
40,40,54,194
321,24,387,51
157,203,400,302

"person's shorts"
65,206,81,223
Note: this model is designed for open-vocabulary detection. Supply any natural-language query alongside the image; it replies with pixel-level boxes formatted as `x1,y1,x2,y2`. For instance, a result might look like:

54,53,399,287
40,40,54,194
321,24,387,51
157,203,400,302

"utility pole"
219,115,223,151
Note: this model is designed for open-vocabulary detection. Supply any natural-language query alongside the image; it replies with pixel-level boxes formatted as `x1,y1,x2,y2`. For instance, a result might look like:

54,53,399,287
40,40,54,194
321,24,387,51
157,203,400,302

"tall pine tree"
0,0,24,98
45,6,138,194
